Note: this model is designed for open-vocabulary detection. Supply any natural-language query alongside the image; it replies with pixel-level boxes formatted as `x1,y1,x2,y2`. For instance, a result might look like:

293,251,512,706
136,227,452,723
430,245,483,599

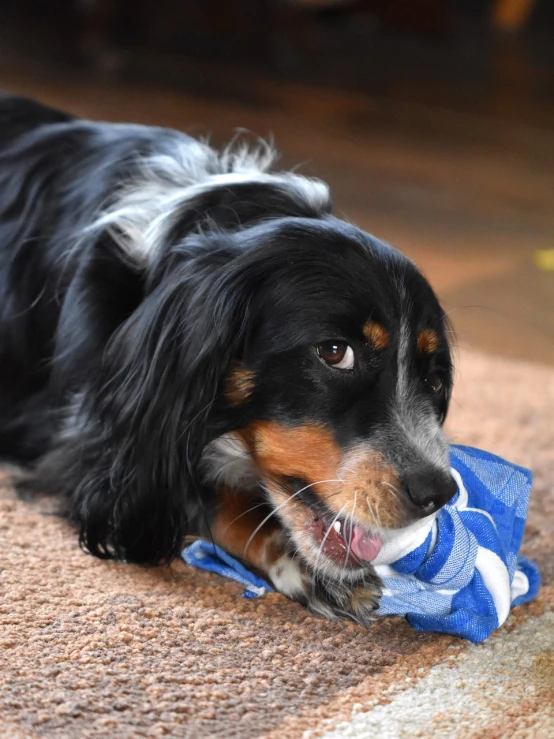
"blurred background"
1,0,553,364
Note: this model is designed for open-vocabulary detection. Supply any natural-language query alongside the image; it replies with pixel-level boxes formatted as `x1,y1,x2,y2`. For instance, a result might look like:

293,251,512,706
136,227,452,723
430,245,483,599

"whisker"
338,464,358,478
374,500,381,527
222,502,270,532
343,491,356,570
379,480,403,508
311,502,349,588
242,488,305,557
242,477,344,557
364,494,379,529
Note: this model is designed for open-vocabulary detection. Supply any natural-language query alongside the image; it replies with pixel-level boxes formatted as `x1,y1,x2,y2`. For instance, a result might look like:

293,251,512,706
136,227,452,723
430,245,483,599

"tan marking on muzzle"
242,421,341,482
417,328,439,354
225,366,256,405
239,421,407,531
363,321,390,350
322,450,406,529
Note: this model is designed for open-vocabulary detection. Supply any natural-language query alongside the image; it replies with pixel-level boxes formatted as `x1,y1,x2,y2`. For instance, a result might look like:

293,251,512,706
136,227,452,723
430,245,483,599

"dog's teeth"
333,521,342,535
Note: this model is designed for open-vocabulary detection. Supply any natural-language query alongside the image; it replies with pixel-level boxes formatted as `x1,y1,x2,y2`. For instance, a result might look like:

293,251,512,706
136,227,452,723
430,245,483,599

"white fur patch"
268,554,307,599
89,136,330,265
200,432,259,490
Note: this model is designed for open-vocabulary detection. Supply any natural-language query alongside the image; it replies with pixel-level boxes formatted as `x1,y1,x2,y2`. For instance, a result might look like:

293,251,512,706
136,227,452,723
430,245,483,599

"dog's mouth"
306,513,383,569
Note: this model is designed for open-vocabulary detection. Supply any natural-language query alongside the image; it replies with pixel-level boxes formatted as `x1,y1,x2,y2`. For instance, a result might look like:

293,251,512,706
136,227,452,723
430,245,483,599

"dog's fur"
0,93,456,624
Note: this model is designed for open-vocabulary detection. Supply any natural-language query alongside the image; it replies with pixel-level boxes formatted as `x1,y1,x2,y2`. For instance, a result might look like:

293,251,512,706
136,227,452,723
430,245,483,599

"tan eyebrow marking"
417,329,439,354
225,366,256,404
363,321,390,350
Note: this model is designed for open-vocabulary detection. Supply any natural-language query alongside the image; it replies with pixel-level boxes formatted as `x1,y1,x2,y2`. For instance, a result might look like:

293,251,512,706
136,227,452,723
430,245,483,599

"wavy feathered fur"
0,93,454,601
0,94,334,563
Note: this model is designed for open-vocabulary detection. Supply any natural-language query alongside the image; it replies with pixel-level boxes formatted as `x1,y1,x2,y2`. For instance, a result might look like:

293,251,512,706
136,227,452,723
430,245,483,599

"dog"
0,93,457,625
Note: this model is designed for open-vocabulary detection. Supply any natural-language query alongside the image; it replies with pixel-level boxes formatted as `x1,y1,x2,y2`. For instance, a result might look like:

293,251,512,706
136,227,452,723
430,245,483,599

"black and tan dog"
0,93,456,624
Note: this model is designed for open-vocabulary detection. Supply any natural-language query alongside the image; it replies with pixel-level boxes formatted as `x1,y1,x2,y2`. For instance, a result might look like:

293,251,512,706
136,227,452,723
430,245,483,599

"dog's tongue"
350,525,383,562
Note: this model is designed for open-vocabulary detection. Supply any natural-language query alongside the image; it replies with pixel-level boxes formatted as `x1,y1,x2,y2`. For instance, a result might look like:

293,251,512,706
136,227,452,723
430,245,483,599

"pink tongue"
350,525,383,562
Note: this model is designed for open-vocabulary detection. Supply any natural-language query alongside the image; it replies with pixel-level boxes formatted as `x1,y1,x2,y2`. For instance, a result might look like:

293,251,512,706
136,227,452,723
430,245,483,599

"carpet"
1,347,552,739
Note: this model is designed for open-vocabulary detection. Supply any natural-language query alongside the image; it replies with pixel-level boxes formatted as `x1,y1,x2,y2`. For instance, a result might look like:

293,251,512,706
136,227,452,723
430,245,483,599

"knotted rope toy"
183,445,540,642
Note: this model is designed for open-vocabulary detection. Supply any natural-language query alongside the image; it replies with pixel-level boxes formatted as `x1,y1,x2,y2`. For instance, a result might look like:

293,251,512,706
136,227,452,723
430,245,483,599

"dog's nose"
402,469,458,515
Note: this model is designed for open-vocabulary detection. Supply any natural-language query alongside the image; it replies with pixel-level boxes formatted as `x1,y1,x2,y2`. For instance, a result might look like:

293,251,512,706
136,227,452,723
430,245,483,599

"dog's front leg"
208,485,308,601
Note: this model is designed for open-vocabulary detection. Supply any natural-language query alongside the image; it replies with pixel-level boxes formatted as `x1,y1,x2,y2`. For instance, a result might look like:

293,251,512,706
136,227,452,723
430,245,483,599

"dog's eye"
425,372,443,394
317,341,355,370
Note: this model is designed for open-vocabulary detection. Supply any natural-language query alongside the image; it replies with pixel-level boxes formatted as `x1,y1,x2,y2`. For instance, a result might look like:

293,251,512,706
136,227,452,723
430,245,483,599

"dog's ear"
45,247,253,565
437,317,454,425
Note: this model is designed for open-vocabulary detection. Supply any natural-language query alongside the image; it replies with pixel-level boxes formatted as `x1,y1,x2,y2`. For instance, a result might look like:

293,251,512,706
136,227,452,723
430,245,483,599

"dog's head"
197,216,455,577
65,161,454,569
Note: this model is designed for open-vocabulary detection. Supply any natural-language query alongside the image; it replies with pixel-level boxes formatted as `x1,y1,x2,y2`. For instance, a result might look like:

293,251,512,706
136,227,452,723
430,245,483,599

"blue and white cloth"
182,540,273,599
182,445,540,642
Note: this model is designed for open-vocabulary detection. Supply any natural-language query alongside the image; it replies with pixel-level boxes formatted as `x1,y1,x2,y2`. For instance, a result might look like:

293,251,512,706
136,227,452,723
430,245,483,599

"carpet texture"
1,346,553,739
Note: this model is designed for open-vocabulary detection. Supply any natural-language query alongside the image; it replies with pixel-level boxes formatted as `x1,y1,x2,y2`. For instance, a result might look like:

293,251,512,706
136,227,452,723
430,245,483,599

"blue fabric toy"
182,445,540,642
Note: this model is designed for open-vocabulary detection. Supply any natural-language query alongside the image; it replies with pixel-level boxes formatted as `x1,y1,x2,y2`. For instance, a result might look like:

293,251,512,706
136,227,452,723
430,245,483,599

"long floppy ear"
42,247,252,565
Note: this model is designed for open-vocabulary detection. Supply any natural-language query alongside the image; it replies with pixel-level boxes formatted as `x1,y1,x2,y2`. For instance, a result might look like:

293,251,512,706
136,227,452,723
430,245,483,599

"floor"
2,347,553,739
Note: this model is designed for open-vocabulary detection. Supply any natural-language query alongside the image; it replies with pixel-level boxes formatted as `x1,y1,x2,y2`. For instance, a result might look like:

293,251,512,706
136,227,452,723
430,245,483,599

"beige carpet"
1,346,553,739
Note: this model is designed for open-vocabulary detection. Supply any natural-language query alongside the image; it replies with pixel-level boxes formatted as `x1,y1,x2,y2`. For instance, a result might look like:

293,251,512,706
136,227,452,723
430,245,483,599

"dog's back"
0,97,71,458
0,93,74,148
0,95,166,460
0,94,326,463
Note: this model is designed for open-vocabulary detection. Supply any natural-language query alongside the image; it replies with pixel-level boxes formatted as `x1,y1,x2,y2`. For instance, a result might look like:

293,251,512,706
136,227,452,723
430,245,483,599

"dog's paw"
268,553,382,628
303,571,382,627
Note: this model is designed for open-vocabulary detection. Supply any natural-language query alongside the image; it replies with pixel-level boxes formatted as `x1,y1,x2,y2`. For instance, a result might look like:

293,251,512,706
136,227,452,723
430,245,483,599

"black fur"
0,94,454,594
